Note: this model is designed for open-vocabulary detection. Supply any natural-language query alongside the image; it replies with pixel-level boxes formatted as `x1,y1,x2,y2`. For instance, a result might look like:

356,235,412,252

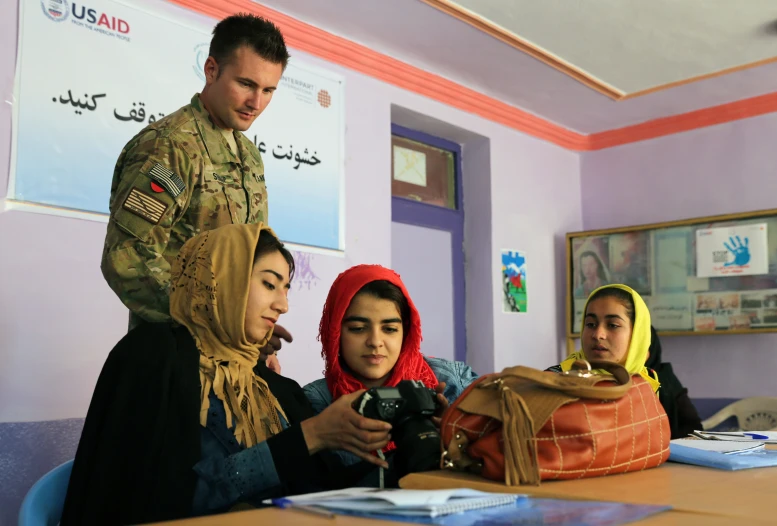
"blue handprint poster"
696,224,769,278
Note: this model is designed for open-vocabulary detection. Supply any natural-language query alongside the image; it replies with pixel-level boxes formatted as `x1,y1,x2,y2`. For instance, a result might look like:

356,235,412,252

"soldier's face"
202,45,284,132
244,250,291,346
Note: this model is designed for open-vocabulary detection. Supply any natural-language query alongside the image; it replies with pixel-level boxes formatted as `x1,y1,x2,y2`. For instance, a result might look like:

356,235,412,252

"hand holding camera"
352,380,444,477
432,381,449,428
301,390,392,468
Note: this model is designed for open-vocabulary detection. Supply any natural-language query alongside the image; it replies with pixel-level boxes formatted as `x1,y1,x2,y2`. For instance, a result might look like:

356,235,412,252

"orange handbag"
439,360,670,485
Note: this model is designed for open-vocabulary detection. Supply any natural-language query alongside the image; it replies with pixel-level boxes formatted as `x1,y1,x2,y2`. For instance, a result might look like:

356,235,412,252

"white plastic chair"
701,397,777,431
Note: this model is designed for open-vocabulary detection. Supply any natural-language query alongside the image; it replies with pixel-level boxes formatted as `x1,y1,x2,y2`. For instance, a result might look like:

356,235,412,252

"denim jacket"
302,357,478,486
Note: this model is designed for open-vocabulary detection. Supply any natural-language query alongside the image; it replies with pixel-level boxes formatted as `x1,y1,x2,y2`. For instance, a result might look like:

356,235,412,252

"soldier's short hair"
210,13,290,71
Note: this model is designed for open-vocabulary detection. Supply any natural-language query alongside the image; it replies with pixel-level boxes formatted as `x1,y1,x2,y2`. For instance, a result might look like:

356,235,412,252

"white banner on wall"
696,224,768,278
10,0,345,250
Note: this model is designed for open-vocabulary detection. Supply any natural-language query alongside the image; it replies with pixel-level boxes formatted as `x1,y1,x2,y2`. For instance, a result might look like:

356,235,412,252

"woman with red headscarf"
304,264,478,487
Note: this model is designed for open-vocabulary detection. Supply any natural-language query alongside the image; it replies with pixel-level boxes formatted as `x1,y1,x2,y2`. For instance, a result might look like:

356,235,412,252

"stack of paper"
671,438,765,454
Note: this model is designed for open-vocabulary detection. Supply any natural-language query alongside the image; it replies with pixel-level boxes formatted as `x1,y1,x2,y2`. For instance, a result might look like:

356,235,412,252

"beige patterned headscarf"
170,223,286,447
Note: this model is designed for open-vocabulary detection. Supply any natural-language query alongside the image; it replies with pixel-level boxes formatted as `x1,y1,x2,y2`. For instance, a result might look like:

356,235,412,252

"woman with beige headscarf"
62,224,393,525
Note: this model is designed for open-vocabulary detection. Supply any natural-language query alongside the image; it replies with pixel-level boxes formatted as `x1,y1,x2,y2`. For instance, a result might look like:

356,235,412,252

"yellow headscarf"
561,284,660,392
170,223,287,447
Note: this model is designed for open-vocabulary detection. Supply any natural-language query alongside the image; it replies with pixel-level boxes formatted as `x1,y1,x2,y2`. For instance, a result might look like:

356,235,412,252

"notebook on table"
265,488,671,525
265,488,522,518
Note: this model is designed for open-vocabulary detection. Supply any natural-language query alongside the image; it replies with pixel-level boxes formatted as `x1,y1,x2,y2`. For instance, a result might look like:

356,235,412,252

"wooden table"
150,449,777,525
150,506,764,525
400,462,777,524
149,460,777,526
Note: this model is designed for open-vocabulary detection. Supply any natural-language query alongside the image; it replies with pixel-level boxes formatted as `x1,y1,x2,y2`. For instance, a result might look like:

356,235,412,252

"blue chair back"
18,459,73,526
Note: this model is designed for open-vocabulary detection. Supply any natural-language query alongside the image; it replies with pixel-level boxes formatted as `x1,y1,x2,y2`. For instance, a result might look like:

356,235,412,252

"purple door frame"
391,124,466,363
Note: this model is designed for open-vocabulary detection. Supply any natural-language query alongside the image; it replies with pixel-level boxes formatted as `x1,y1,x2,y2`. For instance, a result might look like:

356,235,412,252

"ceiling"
423,0,777,99
253,0,777,134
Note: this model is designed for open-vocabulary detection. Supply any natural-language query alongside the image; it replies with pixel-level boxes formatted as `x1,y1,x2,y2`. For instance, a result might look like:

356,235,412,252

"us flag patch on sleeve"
122,188,167,224
148,163,186,198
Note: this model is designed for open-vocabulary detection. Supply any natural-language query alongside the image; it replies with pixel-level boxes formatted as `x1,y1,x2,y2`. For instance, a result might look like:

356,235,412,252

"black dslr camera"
353,380,443,477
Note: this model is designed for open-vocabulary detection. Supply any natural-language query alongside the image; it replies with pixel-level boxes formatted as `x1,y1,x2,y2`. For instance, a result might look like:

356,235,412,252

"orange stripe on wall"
167,0,777,151
587,91,777,150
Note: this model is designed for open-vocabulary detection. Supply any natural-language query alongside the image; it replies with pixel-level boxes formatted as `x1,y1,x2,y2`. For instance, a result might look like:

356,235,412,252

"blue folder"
669,442,777,470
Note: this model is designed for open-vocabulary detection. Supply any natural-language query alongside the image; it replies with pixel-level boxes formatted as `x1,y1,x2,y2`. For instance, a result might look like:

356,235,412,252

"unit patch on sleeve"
122,188,168,224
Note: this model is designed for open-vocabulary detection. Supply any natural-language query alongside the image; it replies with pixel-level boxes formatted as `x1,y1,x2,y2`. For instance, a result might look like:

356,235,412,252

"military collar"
189,93,242,165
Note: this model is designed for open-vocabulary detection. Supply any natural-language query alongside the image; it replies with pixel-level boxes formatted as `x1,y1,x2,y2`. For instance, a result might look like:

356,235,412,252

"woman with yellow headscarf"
548,284,660,393
62,224,392,525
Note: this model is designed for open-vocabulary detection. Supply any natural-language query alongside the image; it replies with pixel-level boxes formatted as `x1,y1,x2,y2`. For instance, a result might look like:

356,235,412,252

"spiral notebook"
265,488,523,518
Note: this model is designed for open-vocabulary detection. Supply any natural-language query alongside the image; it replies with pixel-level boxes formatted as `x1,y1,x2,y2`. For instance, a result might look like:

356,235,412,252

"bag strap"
487,360,632,400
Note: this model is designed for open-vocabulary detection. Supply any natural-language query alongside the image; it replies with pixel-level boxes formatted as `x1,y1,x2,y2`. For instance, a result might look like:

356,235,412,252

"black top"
645,326,703,439
61,323,370,525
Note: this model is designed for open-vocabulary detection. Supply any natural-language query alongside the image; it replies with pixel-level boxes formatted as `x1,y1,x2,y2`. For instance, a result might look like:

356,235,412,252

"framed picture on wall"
566,207,777,350
571,236,611,299
609,232,651,296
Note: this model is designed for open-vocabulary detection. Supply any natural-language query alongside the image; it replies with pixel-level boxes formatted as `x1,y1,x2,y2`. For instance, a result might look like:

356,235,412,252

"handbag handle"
483,360,633,400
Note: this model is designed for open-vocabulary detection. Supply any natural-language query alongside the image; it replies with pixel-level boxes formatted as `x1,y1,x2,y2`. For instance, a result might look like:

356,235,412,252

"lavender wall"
389,106,582,373
581,113,777,398
489,132,580,371
391,222,455,361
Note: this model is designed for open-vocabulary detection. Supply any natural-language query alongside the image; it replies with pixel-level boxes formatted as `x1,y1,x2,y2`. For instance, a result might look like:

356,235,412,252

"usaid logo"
41,0,69,22
193,43,209,81
41,0,131,35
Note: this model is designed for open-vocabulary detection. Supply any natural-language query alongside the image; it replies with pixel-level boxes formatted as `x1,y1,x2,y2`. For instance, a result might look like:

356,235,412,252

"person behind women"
304,264,478,486
646,325,702,438
548,284,660,394
61,225,391,525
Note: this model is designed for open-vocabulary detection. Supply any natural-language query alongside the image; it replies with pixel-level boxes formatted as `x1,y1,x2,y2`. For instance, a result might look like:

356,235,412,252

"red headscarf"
318,265,439,403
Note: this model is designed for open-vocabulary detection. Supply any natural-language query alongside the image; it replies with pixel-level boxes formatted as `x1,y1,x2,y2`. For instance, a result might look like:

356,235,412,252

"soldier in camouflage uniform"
101,15,292,364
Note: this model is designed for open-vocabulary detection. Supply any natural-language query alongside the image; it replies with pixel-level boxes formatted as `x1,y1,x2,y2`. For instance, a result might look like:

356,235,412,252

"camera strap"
377,450,385,489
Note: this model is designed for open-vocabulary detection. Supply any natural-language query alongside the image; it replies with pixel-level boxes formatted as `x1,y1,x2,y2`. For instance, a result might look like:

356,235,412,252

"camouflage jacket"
101,93,268,322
